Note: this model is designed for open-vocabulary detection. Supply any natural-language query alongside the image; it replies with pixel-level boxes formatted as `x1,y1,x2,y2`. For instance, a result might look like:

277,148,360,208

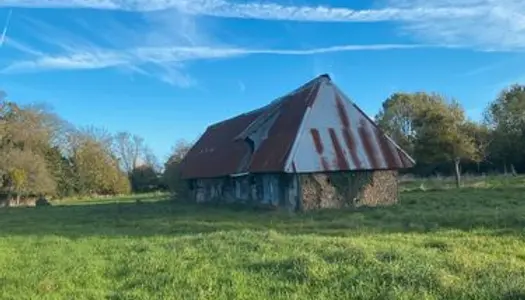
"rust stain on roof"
248,81,321,172
375,127,398,168
342,128,362,169
310,129,323,154
320,157,330,171
335,94,350,129
311,128,330,171
328,128,350,170
179,74,415,179
358,120,381,170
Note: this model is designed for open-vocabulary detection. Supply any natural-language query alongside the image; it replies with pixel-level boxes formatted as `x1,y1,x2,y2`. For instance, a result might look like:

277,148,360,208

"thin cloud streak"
1,43,431,74
0,9,12,48
0,0,483,21
5,37,44,56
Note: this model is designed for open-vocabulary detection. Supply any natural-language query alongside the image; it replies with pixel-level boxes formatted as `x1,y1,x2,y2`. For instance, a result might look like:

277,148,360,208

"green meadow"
1,177,525,299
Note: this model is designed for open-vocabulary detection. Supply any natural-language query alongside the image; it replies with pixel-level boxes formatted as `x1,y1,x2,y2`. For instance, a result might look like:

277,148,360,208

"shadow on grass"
1,187,525,239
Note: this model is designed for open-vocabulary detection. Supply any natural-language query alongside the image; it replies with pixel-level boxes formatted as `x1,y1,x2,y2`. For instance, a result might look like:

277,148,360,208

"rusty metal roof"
179,74,415,179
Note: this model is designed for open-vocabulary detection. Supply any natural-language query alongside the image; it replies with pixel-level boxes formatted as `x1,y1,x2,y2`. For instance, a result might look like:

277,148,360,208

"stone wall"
189,170,398,212
300,170,398,210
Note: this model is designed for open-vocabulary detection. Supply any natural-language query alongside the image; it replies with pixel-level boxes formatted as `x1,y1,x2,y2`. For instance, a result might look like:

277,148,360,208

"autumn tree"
0,148,55,204
70,129,131,196
0,89,168,204
0,96,57,204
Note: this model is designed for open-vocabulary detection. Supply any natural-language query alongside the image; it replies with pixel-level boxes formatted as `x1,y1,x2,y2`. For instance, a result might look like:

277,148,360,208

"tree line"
1,82,524,203
0,90,192,205
375,83,525,186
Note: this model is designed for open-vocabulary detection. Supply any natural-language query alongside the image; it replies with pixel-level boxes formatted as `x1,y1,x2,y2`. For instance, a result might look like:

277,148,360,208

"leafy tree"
0,90,160,204
413,96,478,187
484,84,525,174
43,145,78,197
462,121,492,172
130,164,160,193
0,148,56,204
71,131,130,196
376,93,419,155
0,96,58,203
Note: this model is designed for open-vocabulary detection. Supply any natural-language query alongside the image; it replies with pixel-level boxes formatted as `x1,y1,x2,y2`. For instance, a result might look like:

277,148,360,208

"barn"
178,74,415,211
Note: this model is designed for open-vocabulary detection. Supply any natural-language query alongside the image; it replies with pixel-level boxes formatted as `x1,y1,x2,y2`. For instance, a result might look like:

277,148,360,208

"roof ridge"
234,75,329,139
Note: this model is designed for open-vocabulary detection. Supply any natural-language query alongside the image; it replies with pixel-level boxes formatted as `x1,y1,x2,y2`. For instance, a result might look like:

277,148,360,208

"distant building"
178,74,415,211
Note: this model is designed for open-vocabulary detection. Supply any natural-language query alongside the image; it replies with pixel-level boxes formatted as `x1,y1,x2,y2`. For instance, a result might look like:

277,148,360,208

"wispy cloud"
460,63,504,77
457,56,524,78
1,43,429,73
0,9,12,48
1,0,524,52
1,10,216,87
238,80,246,93
4,51,128,72
387,0,525,51
4,37,44,56
2,0,524,87
0,0,482,20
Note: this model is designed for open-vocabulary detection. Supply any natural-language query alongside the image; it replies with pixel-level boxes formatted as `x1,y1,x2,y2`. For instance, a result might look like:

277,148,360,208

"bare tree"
142,145,161,173
113,131,145,174
167,139,192,165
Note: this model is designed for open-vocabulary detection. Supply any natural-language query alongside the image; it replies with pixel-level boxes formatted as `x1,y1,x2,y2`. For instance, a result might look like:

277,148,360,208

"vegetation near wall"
1,82,524,204
161,140,193,199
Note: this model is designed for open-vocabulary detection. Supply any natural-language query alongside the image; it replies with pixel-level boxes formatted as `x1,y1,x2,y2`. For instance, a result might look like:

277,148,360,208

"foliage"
412,97,477,164
377,92,479,185
0,98,57,200
130,164,161,193
43,146,77,197
0,186,525,298
1,79,525,203
0,91,137,203
484,84,525,173
162,139,193,197
72,136,130,195
375,92,420,155
462,121,491,164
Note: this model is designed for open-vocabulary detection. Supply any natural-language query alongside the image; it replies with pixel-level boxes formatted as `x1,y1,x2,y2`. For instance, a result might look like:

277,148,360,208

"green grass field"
1,179,525,299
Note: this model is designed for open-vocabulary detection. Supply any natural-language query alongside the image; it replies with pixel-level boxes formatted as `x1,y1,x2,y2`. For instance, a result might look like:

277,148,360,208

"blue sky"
0,0,524,161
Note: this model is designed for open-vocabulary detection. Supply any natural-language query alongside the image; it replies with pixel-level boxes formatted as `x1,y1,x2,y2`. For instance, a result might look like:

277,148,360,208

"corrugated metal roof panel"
287,81,415,172
248,82,321,172
179,110,263,179
179,75,415,179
